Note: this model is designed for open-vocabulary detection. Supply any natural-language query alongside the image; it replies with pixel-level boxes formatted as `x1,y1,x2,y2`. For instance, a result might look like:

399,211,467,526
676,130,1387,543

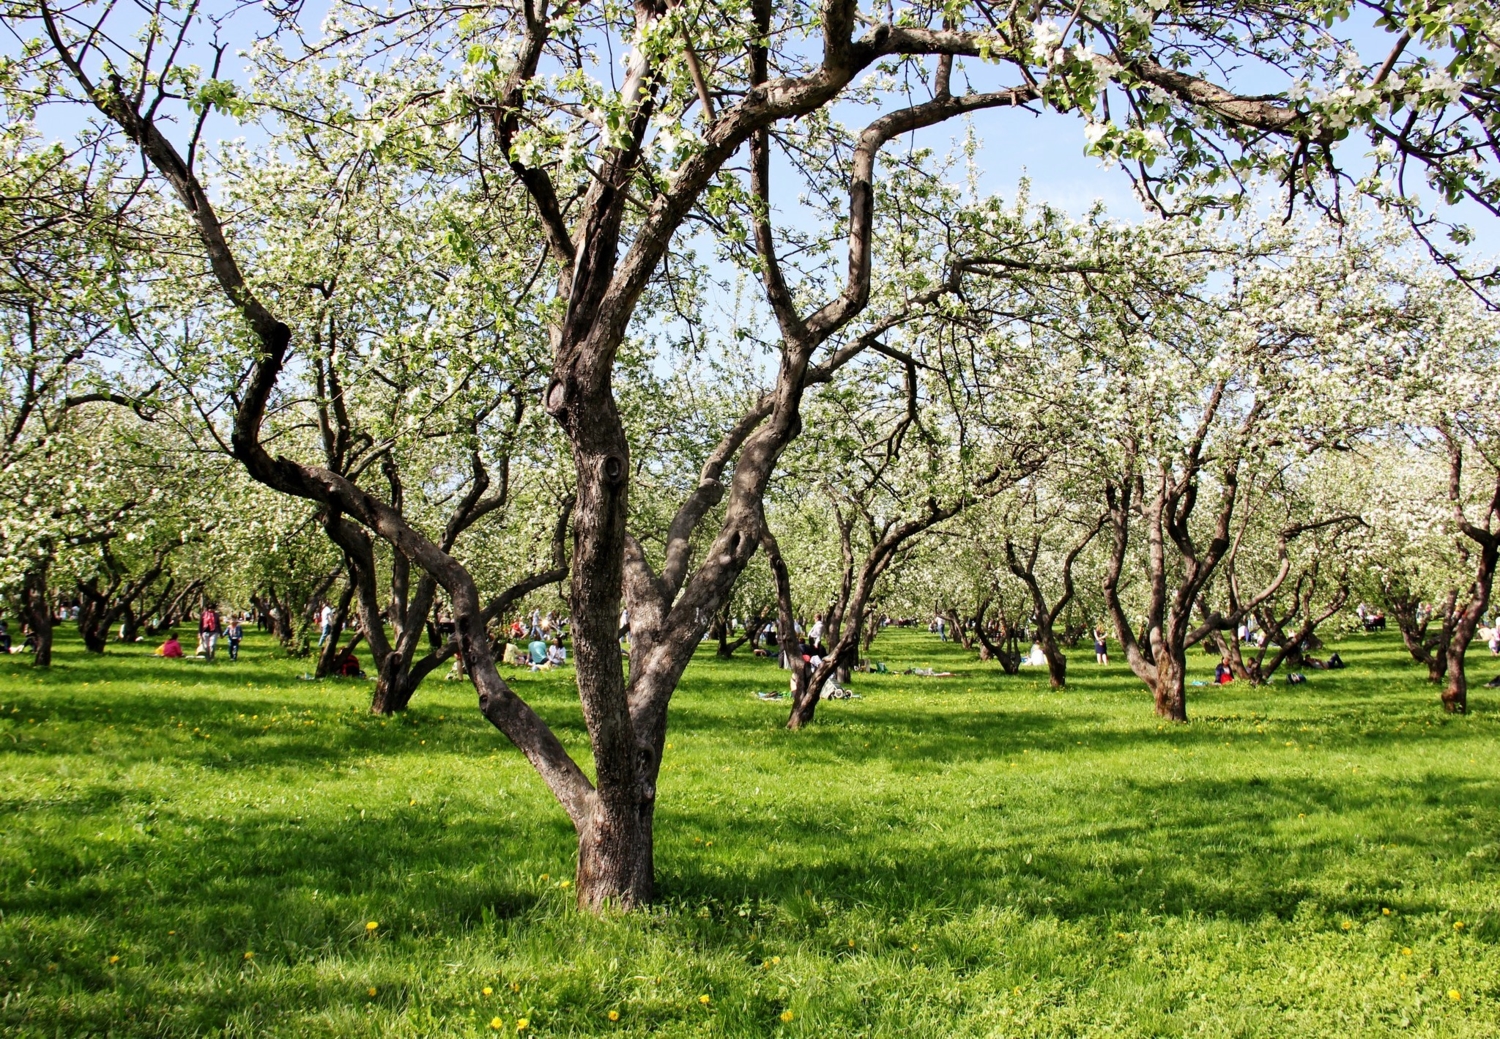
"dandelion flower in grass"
608,1010,620,1021
109,955,119,964
1454,921,1465,930
699,994,711,1005
490,1017,504,1030
366,921,379,932
1341,921,1352,930
244,952,254,960
1383,908,1392,916
780,1010,795,1023
1402,947,1413,955
511,981,520,992
516,1018,529,1031
559,880,571,889
483,986,494,997
368,987,378,997
1448,989,1461,1001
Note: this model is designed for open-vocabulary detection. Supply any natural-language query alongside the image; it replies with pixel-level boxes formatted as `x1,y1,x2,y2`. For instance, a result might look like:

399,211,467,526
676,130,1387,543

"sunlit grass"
1,626,1496,1036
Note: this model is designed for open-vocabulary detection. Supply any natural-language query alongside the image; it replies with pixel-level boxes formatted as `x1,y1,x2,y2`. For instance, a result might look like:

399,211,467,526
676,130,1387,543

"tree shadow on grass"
656,765,1499,929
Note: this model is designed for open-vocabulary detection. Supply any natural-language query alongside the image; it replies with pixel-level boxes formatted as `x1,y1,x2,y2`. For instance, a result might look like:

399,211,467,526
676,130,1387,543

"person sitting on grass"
334,647,365,678
546,640,567,667
502,641,523,667
528,637,549,666
1214,658,1234,684
155,633,184,658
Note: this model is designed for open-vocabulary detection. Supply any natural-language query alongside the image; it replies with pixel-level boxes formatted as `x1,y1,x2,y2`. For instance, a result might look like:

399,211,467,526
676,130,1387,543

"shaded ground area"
0,627,1496,1037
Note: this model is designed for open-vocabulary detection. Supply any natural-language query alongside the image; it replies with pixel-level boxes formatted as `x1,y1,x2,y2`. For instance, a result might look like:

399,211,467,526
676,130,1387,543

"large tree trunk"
576,795,655,910
1152,650,1188,721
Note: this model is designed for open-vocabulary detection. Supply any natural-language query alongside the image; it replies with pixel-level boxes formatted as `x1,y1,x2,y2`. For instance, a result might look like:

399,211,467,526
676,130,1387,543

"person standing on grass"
225,614,244,661
1094,627,1109,665
318,601,334,646
199,604,220,660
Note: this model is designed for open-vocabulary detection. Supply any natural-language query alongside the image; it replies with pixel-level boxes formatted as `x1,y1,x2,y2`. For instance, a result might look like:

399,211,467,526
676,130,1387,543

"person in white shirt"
319,603,334,646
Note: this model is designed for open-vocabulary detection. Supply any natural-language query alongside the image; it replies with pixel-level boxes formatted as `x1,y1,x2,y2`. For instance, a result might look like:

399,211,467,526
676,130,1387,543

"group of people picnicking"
152,604,246,661
499,610,570,671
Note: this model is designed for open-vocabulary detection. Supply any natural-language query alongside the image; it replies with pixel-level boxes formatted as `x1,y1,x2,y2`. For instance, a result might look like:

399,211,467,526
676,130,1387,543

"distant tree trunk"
1444,536,1498,715
1442,438,1500,714
762,526,808,709
974,602,1023,674
314,578,356,678
22,556,53,667
1006,518,1101,690
264,583,297,648
1387,588,1457,682
791,497,971,728
76,576,117,653
715,604,769,659
119,602,141,643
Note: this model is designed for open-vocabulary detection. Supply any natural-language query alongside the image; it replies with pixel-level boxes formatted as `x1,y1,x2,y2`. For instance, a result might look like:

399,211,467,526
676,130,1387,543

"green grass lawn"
1,626,1497,1037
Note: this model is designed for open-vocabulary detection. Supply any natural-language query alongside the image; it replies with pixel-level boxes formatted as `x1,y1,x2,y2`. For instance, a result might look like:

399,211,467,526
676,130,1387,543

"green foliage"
2,629,1497,1037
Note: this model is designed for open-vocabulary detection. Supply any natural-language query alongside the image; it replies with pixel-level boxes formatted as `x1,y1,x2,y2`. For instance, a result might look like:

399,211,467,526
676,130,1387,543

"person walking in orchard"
224,613,244,662
199,604,220,660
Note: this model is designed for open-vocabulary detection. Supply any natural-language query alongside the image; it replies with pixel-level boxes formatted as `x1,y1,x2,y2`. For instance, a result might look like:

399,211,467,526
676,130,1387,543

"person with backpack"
199,605,220,660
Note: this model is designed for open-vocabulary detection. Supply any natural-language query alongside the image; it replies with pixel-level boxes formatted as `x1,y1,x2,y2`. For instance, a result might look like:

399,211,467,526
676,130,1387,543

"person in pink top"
155,633,183,658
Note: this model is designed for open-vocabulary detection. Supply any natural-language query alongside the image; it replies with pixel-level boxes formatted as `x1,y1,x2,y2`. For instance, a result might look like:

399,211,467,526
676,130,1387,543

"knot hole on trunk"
603,455,624,485
545,379,569,419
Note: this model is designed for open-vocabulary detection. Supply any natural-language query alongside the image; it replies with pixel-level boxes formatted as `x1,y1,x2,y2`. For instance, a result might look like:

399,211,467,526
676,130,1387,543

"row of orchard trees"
759,207,1500,724
3,0,1500,910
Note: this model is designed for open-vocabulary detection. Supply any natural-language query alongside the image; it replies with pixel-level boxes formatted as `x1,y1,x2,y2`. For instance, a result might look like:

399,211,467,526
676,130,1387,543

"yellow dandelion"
540,873,549,881
771,956,781,964
490,1017,503,1030
699,994,711,1005
1454,921,1465,930
243,951,254,960
559,880,571,889
483,986,494,996
780,1010,795,1023
1448,989,1461,1001
511,981,520,992
1402,947,1413,955
516,1018,529,1031
608,1010,620,1021
366,921,379,932
109,955,120,964
368,987,378,997
1341,921,1352,930
847,939,855,947
168,930,176,936
1382,908,1392,916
